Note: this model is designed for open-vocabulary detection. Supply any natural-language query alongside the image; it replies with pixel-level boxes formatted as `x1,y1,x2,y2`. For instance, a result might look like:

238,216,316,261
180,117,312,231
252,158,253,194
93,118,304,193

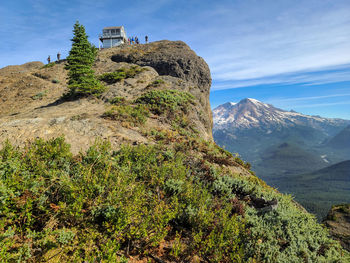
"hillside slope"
0,41,348,262
279,160,350,219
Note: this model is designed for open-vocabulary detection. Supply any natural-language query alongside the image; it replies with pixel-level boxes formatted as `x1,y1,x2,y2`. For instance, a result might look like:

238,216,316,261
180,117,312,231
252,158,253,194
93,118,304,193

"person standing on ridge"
57,52,61,62
135,36,139,44
47,55,51,64
131,36,134,44
145,35,148,44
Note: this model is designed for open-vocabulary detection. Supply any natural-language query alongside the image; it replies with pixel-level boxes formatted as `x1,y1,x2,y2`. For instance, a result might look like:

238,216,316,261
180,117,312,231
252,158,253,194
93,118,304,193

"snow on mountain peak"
213,98,349,130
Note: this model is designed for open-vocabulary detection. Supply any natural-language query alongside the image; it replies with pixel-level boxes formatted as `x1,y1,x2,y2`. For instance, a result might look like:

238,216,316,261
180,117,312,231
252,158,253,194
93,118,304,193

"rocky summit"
0,41,349,262
0,41,212,154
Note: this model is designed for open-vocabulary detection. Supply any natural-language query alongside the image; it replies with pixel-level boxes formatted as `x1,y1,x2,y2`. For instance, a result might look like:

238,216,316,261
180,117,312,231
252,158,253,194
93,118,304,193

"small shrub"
42,62,55,69
102,105,149,126
109,96,126,104
135,89,195,115
31,90,47,100
52,79,60,84
147,79,165,87
99,66,145,84
98,71,126,84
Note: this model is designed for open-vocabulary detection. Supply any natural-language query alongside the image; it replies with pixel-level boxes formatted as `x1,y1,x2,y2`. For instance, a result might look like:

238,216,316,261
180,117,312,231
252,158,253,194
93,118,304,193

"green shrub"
0,137,347,262
136,89,195,115
42,62,55,69
108,96,126,104
102,104,149,126
147,79,165,87
31,90,47,100
52,79,60,84
99,66,144,84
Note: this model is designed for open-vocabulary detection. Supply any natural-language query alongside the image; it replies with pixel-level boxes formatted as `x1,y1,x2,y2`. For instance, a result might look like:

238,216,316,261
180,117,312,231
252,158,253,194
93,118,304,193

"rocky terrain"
324,204,350,251
0,41,213,154
0,41,349,262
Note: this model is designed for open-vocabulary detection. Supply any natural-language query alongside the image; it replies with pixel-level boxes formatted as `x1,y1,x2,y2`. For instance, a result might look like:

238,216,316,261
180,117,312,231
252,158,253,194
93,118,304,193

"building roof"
103,26,124,30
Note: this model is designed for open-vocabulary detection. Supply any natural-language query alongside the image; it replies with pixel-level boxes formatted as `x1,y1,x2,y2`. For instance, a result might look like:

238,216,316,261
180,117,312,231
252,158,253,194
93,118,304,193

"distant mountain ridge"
213,98,350,219
213,98,350,164
279,160,350,220
213,98,349,135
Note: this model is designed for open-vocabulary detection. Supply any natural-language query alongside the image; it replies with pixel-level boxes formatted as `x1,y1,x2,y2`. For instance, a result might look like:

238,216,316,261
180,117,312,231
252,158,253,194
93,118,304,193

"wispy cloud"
192,1,350,87
211,64,350,90
267,93,350,103
288,101,350,108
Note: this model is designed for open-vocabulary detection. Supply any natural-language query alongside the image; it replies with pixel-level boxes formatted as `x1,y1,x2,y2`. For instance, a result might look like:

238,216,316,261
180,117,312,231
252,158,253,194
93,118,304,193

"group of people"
127,35,148,45
47,52,61,64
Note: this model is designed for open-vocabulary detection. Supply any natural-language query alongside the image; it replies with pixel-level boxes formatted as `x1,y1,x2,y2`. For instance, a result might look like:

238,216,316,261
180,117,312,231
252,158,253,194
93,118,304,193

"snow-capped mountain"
213,98,350,180
213,98,350,136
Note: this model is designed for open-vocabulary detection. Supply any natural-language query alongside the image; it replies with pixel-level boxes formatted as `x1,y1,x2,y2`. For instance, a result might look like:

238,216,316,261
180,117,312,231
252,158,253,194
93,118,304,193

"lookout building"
99,26,127,49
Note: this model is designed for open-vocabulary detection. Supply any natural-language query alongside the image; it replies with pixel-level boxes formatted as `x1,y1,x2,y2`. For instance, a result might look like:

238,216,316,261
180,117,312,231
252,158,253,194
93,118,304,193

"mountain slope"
326,125,350,150
0,42,348,262
278,160,350,220
213,98,349,166
257,142,327,180
213,98,349,135
213,98,350,220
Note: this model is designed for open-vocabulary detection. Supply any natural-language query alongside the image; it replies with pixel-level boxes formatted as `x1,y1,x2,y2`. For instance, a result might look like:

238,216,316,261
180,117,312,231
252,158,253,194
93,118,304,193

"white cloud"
194,1,350,85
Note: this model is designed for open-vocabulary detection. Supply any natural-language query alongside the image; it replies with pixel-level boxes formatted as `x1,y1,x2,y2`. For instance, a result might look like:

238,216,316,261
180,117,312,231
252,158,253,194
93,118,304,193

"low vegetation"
136,89,195,115
98,66,145,84
31,90,47,100
102,104,149,126
41,62,55,69
0,136,347,262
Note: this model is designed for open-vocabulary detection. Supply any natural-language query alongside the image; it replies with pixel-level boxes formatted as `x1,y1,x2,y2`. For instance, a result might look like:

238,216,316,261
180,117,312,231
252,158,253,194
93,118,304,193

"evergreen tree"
66,21,105,97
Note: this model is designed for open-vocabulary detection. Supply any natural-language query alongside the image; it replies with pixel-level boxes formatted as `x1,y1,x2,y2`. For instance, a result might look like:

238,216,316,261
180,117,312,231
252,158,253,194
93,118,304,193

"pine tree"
66,21,105,97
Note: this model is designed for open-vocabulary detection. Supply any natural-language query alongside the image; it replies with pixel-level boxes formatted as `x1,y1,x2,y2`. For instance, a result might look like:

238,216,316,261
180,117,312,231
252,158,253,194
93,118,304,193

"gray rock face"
110,41,213,133
111,41,211,92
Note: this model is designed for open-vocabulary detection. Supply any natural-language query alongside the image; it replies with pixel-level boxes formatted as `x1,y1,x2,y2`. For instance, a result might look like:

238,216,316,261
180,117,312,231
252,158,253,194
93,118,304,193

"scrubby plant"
109,96,126,104
65,21,105,98
0,137,348,262
42,62,55,69
136,89,195,115
147,79,165,87
102,104,149,126
99,66,145,84
31,90,47,100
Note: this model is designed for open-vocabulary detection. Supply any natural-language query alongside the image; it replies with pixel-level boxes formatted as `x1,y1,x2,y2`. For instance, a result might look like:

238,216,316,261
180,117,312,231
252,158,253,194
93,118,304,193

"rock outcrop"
109,40,212,132
324,204,350,251
0,41,213,153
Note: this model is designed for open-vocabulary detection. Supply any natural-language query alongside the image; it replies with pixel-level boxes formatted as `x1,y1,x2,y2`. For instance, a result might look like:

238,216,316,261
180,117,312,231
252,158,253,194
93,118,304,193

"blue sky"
1,0,350,119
